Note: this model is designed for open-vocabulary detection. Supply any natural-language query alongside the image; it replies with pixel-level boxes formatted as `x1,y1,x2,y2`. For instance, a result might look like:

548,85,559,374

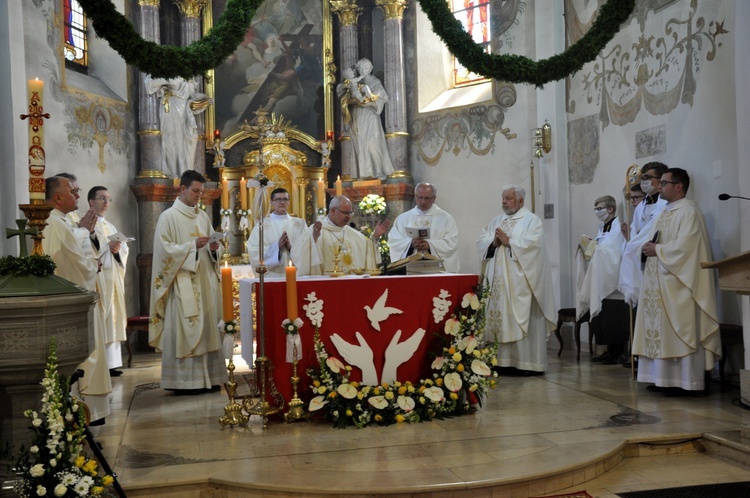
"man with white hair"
476,185,557,375
292,195,389,275
388,182,460,273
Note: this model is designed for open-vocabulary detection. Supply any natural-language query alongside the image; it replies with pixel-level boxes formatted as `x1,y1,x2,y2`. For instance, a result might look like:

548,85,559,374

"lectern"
702,249,750,295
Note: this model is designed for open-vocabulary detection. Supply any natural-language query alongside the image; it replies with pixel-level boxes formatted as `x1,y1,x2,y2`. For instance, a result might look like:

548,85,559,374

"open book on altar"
386,252,444,275
405,226,430,239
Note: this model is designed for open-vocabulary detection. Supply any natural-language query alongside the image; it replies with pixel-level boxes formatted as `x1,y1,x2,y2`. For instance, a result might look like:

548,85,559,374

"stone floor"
90,346,750,497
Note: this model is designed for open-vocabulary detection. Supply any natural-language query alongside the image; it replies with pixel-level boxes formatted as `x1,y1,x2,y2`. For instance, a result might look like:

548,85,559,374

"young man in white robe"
388,182,460,273
88,186,129,376
576,195,628,364
633,168,720,396
247,187,307,276
43,176,112,424
292,196,389,276
477,185,557,375
149,170,226,393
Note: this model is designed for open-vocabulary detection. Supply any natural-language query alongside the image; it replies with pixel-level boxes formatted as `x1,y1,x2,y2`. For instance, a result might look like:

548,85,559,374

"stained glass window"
450,0,491,86
63,0,88,69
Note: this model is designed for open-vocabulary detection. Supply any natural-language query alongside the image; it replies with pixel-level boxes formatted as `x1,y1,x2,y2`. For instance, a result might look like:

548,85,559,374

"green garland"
77,0,262,79
416,0,635,87
77,0,634,84
0,255,56,277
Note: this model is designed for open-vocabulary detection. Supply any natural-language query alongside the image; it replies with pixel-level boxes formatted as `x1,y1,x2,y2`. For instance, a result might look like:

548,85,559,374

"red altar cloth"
239,274,479,409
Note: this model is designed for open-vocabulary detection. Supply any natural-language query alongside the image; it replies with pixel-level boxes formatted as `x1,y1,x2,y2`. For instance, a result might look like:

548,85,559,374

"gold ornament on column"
174,0,206,18
330,0,363,26
376,0,409,20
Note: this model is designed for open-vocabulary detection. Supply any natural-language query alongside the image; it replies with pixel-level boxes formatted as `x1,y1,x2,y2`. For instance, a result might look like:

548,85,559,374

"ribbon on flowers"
219,208,231,232
237,209,250,231
222,333,235,359
248,176,274,223
282,317,304,363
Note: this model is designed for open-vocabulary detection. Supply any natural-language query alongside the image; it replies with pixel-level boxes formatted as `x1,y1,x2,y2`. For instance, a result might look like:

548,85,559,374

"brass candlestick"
219,357,248,429
18,203,53,256
220,235,230,263
283,344,309,422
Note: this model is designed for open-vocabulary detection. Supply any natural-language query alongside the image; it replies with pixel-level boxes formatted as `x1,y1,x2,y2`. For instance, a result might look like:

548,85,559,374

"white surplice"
618,196,667,306
44,209,112,421
388,205,460,273
477,207,557,372
247,213,307,276
633,198,720,390
93,216,129,369
576,217,625,320
149,198,226,390
291,217,379,276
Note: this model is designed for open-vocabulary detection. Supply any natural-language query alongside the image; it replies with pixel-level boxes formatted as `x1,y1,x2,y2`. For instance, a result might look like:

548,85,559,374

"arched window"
450,0,491,87
63,0,88,72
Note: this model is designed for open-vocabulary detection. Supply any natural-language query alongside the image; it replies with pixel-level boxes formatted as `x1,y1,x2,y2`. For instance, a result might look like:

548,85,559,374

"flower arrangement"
220,320,237,335
306,285,497,428
14,339,115,497
197,201,207,212
219,208,232,217
282,317,303,335
358,194,387,215
237,209,250,218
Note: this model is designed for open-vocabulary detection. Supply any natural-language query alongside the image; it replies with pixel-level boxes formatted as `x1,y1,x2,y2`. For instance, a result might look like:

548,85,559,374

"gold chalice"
329,243,345,277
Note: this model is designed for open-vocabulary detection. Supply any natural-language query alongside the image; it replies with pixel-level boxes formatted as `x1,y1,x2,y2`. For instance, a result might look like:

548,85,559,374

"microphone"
349,222,357,229
719,193,750,201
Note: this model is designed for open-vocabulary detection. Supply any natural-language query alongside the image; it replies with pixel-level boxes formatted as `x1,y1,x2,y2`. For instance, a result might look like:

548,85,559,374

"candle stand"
283,344,309,422
18,203,53,256
218,357,248,429
242,227,250,264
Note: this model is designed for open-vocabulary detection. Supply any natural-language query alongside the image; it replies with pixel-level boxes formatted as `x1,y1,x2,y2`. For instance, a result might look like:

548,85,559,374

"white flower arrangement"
237,209,250,218
13,339,116,497
358,194,386,215
219,319,237,335
219,208,232,217
281,317,303,335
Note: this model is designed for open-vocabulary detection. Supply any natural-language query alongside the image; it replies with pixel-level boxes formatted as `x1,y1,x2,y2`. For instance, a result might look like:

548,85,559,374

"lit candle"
317,179,326,209
27,78,46,202
221,262,234,323
214,129,221,140
335,175,342,196
240,177,248,210
221,177,229,210
286,261,298,321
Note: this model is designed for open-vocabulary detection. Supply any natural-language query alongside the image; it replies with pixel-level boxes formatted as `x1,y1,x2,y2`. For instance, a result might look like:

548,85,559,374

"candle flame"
288,260,294,267
224,261,229,269
337,175,340,180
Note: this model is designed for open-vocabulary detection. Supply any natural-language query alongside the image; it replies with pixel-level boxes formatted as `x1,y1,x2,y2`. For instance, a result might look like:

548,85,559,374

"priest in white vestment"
633,168,720,394
292,196,389,276
388,182,460,273
149,170,226,393
88,186,129,375
576,195,628,364
618,162,668,306
477,185,557,374
43,176,112,423
248,187,307,275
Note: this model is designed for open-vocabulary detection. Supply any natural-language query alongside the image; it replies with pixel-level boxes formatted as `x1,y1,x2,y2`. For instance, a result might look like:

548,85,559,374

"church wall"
566,0,742,326
0,0,140,317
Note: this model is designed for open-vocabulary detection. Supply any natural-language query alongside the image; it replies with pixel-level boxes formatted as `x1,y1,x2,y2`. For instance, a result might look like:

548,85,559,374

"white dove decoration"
364,289,404,331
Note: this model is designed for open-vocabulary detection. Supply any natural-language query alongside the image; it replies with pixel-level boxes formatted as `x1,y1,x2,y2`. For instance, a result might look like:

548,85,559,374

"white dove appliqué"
364,289,404,331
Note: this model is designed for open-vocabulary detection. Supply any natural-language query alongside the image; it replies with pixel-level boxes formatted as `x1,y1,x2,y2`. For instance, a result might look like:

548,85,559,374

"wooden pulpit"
702,249,750,294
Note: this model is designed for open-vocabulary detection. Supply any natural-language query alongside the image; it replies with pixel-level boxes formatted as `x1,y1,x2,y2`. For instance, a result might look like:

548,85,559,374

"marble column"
176,0,207,174
331,0,362,180
376,0,410,178
135,0,163,177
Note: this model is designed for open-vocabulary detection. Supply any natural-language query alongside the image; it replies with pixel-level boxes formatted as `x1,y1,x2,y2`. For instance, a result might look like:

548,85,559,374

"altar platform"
90,347,750,497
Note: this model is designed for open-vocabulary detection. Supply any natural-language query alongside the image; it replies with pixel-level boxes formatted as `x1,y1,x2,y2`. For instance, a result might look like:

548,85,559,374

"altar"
239,273,479,408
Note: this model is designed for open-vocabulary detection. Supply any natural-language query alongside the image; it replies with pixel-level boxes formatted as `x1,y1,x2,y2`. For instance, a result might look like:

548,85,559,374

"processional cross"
6,219,38,257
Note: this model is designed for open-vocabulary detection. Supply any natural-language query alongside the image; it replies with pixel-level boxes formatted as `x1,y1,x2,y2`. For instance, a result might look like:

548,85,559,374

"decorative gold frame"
203,0,335,146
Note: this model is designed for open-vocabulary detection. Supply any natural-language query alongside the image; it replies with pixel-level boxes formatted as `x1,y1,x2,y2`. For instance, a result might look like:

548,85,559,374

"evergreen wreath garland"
416,0,635,87
76,0,263,79
77,0,634,85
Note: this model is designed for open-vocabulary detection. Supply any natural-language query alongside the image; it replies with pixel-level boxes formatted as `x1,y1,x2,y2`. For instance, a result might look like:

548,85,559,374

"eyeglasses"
94,196,112,203
630,195,645,201
336,209,353,216
272,198,290,202
659,180,680,187
71,188,82,194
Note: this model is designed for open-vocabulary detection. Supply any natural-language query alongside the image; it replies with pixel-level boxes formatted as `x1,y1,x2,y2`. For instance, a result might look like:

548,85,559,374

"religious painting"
204,0,333,142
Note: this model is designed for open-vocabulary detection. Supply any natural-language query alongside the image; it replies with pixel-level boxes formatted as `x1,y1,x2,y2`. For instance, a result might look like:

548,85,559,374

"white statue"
336,59,395,180
145,76,210,176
